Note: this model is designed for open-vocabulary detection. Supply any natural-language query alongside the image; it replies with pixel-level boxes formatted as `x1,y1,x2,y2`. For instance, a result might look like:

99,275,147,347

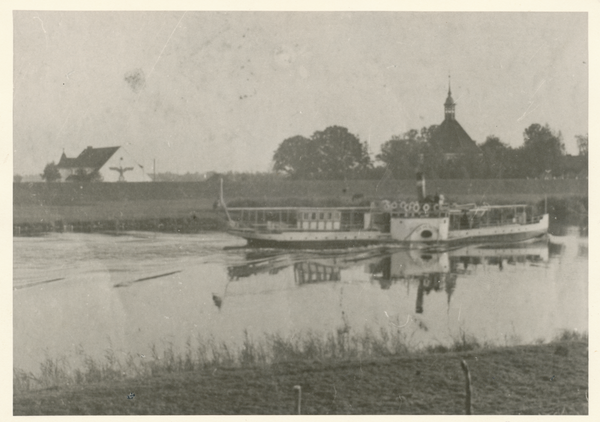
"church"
429,82,481,159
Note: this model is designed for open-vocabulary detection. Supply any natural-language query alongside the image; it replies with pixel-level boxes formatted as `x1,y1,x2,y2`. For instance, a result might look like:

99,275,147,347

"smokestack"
416,172,426,202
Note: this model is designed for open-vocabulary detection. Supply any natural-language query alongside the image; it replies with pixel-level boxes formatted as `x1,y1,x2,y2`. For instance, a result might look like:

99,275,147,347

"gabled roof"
430,119,480,154
57,146,120,170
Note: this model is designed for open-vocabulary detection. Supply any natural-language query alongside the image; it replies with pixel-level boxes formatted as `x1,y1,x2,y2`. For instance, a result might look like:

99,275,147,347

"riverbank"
13,194,588,236
14,336,588,415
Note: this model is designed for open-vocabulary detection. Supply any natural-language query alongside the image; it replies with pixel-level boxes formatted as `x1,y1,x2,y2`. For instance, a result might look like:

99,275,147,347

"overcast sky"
13,11,588,176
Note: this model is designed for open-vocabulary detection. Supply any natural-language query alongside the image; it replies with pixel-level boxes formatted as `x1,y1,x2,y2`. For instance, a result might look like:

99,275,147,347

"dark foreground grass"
14,333,587,415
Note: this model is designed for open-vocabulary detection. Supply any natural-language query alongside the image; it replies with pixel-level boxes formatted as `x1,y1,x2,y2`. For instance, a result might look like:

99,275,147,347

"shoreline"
14,337,588,415
12,194,588,237
13,213,227,236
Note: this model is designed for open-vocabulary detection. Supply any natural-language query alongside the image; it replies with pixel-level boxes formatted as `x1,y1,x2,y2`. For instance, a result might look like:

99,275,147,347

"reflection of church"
415,273,458,314
366,252,456,314
366,243,548,314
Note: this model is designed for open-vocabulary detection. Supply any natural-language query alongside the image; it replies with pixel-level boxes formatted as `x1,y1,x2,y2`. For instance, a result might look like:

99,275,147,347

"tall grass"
14,327,587,394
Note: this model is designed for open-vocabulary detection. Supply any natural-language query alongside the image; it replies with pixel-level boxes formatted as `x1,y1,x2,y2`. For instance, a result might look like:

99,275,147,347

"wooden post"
460,359,472,415
293,385,302,415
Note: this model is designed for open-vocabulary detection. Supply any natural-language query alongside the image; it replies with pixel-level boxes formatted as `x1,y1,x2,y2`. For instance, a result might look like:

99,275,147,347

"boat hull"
229,214,549,249
229,229,394,249
447,214,549,245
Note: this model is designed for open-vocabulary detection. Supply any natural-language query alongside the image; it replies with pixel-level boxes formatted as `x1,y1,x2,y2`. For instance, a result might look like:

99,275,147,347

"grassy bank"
13,194,588,236
14,330,588,415
14,178,587,221
13,178,587,235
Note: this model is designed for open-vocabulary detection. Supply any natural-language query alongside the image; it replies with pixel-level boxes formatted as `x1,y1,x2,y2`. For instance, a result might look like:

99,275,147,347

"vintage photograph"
13,10,588,415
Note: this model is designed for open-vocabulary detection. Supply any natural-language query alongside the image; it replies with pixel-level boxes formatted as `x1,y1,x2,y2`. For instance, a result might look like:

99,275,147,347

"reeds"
13,327,587,393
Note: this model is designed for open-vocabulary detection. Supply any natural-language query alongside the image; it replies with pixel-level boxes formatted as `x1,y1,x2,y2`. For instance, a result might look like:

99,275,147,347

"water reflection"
226,241,550,315
13,231,587,375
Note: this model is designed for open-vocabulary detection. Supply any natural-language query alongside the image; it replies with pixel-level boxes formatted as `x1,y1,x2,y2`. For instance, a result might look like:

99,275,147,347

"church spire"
444,76,456,121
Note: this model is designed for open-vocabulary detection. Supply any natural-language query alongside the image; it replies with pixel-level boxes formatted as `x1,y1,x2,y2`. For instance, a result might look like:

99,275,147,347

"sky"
13,11,588,176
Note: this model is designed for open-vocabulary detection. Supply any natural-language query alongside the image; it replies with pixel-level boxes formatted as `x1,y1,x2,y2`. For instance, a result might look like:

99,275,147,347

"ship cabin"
226,206,370,232
447,204,541,231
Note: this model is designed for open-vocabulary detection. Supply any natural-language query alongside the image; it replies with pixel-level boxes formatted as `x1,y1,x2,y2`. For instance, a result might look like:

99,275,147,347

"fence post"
293,385,301,415
460,359,472,415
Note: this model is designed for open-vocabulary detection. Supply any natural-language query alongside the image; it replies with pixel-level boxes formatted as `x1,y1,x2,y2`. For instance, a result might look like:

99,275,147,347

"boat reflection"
225,241,549,313
368,242,548,313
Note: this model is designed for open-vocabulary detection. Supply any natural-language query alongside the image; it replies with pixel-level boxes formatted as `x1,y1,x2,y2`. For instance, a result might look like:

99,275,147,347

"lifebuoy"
410,202,419,213
391,201,398,210
403,202,411,212
433,204,440,211
422,203,430,213
381,200,391,211
399,201,407,210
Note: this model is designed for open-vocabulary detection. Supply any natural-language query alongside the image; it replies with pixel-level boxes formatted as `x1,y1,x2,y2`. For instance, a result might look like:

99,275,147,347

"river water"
13,229,587,374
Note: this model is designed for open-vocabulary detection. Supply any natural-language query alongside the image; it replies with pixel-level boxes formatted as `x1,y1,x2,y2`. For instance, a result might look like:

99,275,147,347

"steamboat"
220,175,548,248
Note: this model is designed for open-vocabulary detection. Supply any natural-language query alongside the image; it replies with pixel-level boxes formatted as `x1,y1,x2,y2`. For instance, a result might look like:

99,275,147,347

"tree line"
34,122,587,183
272,123,587,180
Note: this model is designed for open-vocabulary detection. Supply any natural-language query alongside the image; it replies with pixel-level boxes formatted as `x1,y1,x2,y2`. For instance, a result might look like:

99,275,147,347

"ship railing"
387,210,449,218
231,221,375,233
451,213,546,230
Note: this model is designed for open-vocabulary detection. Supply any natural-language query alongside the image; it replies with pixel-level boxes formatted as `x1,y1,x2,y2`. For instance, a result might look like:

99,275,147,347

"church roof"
57,146,120,169
431,82,480,155
431,119,480,154
444,89,455,107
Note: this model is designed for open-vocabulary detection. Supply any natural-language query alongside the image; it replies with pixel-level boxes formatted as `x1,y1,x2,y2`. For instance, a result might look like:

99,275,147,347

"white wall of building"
99,148,152,182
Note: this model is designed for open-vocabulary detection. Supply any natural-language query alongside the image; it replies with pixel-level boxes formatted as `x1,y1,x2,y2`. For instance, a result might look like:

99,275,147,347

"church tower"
429,77,480,159
444,78,456,121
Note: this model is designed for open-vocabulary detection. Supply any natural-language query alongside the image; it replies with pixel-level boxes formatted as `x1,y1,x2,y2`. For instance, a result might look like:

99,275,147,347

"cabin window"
311,213,316,220
319,213,324,220
327,212,332,219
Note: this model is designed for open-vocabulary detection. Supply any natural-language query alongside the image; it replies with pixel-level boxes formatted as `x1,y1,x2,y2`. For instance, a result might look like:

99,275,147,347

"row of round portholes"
378,200,440,213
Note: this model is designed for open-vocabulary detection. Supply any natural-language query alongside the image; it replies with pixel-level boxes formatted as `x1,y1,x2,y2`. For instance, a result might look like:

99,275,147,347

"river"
13,229,587,374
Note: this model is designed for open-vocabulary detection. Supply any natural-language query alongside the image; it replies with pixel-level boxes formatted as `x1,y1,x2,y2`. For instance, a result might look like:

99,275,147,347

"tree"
272,126,371,179
520,123,565,178
272,135,316,178
576,134,588,157
480,135,513,178
66,168,103,182
41,162,61,182
311,126,372,179
376,125,439,179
